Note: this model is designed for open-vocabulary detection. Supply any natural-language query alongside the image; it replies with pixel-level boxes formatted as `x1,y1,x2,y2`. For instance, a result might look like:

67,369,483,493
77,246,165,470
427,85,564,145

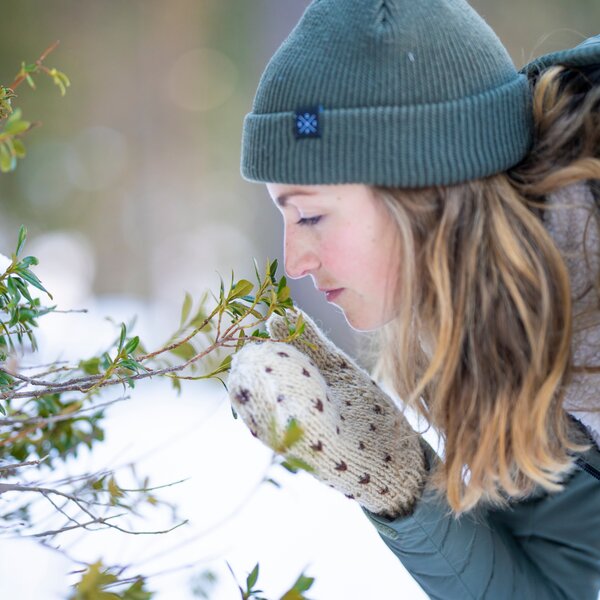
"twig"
0,396,128,427
42,490,92,533
0,481,189,538
0,456,49,471
19,361,71,370
28,514,125,538
8,41,60,90
119,478,189,493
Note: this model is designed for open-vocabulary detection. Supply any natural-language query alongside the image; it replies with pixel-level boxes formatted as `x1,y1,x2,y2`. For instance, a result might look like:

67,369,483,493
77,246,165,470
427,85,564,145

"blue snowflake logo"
294,106,322,139
297,113,318,134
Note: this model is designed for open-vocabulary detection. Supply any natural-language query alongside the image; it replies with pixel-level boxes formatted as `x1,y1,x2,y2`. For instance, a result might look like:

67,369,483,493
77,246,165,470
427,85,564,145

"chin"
342,309,394,333
342,313,381,333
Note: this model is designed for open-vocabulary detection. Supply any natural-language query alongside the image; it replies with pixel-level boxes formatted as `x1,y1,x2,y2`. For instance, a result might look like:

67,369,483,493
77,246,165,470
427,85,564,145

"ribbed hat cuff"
241,74,533,188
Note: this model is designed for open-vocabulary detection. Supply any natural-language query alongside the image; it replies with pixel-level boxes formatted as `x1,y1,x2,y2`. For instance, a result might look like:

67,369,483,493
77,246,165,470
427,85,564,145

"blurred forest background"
0,0,599,352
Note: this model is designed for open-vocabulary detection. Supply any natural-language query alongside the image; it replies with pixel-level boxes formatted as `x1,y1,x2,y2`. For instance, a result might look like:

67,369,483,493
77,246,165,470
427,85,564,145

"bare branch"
41,490,92,533
0,396,128,427
0,456,49,471
119,478,189,493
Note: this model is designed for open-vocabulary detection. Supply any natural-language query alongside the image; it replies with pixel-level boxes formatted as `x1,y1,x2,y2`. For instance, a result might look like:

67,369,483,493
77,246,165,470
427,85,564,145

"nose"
284,228,320,279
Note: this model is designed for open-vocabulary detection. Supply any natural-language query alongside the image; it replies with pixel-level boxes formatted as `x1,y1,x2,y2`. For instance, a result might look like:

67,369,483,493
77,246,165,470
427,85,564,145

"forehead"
266,184,322,208
266,183,373,208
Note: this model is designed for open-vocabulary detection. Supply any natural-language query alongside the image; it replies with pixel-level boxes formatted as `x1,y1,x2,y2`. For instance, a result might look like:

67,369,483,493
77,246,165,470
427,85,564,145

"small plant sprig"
68,560,153,600
0,256,298,404
0,41,70,172
0,224,300,541
0,226,315,598
0,225,54,363
228,562,315,600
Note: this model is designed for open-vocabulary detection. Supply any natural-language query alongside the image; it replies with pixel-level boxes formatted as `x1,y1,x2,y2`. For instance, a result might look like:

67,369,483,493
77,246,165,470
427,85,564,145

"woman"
228,0,600,597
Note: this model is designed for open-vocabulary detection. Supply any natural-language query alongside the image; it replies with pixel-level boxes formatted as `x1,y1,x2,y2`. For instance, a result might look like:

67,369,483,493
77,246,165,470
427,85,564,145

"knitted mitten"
228,310,427,518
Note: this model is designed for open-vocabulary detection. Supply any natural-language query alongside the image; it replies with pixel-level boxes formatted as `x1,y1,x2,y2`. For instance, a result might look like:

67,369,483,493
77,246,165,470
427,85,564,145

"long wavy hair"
373,62,600,513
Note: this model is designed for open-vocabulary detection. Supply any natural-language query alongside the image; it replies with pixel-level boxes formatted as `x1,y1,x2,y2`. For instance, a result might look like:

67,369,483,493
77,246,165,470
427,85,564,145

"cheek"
355,224,402,292
320,227,376,278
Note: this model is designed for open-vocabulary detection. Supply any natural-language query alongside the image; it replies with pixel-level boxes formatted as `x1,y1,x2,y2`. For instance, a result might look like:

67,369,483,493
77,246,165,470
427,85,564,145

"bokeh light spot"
18,141,73,209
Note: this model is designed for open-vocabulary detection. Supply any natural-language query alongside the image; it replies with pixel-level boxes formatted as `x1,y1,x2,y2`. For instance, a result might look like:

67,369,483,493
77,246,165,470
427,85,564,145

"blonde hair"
373,63,600,513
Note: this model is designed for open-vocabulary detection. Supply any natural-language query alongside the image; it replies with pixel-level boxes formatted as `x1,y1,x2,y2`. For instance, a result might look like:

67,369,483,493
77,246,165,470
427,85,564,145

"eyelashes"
297,216,322,226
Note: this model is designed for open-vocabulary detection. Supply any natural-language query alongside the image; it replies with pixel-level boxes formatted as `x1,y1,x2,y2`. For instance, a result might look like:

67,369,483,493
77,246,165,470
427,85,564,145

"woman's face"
266,183,402,332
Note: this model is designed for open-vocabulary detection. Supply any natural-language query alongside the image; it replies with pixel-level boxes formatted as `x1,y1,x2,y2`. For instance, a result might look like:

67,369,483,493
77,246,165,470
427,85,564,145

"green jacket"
364,437,600,599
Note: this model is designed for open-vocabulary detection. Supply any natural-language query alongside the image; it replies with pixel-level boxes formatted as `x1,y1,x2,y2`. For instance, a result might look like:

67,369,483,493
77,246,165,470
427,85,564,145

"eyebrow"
275,190,317,207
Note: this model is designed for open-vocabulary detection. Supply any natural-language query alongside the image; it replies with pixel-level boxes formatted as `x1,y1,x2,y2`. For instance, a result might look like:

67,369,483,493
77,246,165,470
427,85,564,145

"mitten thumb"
267,308,356,374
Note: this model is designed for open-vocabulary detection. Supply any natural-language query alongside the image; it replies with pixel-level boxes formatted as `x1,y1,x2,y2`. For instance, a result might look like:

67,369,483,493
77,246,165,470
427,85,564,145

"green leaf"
6,275,20,302
280,460,300,474
118,323,126,352
277,276,290,302
118,358,142,373
253,257,261,283
218,275,225,303
4,107,22,125
250,329,269,339
101,352,113,370
246,563,259,591
290,313,305,337
269,259,278,281
265,477,281,488
282,419,304,449
180,292,193,327
91,475,106,490
12,138,26,159
80,356,102,375
107,475,125,504
189,308,211,330
17,268,52,298
229,279,254,301
235,329,246,352
0,142,14,172
169,341,196,361
208,354,232,377
121,578,153,600
171,376,182,394
49,68,71,96
4,118,30,135
16,226,27,256
281,456,314,474
19,255,38,268
291,574,314,593
70,561,119,599
13,276,32,301
124,336,140,355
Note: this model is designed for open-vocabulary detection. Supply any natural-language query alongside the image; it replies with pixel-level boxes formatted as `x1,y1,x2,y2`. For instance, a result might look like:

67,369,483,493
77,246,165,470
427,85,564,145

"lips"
323,288,343,302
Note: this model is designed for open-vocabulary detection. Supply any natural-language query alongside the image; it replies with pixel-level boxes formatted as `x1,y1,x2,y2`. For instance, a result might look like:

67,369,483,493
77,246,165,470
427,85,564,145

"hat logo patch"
295,106,322,138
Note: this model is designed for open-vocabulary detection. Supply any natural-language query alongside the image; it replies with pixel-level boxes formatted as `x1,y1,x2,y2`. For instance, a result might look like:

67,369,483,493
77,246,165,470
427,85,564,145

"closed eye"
297,216,322,226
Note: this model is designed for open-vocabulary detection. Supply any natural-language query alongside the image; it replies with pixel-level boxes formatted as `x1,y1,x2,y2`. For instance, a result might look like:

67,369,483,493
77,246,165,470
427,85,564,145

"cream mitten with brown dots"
228,309,427,518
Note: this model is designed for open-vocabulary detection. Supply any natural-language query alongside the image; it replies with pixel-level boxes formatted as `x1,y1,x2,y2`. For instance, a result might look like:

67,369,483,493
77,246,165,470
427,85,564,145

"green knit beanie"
241,0,534,187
